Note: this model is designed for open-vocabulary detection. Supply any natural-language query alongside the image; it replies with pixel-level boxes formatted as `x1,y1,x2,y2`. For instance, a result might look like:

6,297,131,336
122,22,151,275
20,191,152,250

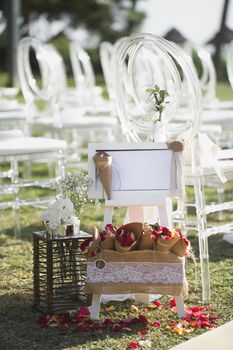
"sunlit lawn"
0,82,233,349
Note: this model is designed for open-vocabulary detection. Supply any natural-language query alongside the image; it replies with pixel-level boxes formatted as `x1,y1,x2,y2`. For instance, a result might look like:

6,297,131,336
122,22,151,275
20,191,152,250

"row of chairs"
0,38,119,228
1,34,233,302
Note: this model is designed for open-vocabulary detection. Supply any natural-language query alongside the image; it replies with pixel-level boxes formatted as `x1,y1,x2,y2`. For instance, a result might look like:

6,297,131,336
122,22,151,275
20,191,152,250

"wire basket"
33,231,92,314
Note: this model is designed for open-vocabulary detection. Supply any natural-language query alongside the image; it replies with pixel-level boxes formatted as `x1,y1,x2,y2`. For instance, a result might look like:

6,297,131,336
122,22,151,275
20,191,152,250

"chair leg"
217,184,224,221
175,296,185,318
89,294,101,320
194,176,211,300
11,159,21,235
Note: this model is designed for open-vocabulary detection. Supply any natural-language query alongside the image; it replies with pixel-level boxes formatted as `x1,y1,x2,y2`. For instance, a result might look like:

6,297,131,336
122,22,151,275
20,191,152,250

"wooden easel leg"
175,296,185,318
89,294,101,320
143,206,159,223
158,198,172,227
103,206,114,228
128,206,144,222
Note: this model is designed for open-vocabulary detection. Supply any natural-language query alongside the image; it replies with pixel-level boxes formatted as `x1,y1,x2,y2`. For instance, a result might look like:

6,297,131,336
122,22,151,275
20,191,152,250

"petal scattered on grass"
106,305,115,312
128,341,140,348
151,300,163,309
38,304,218,339
137,329,148,335
152,321,161,328
139,339,152,348
130,304,139,312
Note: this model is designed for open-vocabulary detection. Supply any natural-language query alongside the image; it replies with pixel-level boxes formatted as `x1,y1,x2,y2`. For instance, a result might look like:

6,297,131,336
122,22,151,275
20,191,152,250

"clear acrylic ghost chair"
189,46,233,148
99,40,129,129
42,41,118,143
0,130,67,233
89,33,202,312
226,40,233,91
112,34,201,144
111,33,201,228
69,41,112,114
113,33,233,301
99,41,114,100
17,37,117,162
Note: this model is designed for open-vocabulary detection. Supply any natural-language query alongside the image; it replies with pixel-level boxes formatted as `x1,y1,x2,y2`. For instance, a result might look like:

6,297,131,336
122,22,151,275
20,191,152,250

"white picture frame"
88,142,175,201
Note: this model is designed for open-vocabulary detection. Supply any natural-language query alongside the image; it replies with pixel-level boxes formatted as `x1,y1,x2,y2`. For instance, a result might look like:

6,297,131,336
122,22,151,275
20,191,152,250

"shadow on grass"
189,234,233,263
0,293,132,350
1,223,42,243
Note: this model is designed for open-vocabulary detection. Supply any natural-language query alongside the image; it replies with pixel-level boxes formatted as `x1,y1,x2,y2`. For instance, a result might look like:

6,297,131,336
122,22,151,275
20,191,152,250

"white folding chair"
87,142,186,319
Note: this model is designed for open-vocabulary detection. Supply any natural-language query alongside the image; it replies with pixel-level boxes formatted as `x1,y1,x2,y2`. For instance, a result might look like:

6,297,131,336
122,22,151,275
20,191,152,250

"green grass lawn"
0,174,233,350
0,203,232,350
0,82,233,349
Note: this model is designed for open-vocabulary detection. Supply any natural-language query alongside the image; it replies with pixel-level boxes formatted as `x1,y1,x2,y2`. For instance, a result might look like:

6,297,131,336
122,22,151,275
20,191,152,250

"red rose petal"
111,323,122,332
152,321,161,327
169,298,176,308
128,341,140,348
151,300,163,309
138,314,148,326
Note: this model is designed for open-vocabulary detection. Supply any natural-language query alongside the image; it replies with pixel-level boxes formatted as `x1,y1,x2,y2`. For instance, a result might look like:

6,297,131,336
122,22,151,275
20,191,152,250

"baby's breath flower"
56,171,98,217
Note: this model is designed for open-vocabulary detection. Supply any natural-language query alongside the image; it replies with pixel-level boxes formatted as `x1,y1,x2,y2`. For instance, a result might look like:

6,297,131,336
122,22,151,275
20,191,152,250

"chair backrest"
17,37,67,104
112,33,202,143
226,40,233,89
194,47,217,103
17,37,52,103
99,41,114,99
88,142,184,205
69,42,96,92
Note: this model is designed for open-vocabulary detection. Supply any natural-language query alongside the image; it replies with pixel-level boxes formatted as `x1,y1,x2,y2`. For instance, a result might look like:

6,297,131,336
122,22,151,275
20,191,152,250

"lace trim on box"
86,261,185,284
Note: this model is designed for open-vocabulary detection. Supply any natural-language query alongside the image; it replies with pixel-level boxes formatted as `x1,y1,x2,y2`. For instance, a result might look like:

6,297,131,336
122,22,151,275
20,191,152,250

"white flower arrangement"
42,195,76,231
56,171,98,218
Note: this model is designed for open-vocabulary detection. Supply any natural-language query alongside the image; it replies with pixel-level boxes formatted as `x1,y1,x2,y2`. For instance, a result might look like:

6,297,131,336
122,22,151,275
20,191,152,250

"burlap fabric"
170,239,188,257
84,249,188,296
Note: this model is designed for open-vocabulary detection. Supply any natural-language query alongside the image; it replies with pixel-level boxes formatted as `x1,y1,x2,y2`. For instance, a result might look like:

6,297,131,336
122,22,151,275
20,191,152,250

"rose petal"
111,323,122,332
169,298,176,308
102,317,113,325
137,329,148,335
121,326,132,332
130,304,139,312
106,305,115,312
39,315,51,328
138,314,148,326
139,339,152,348
152,321,161,328
172,326,186,335
151,300,163,309
77,307,90,318
128,341,140,348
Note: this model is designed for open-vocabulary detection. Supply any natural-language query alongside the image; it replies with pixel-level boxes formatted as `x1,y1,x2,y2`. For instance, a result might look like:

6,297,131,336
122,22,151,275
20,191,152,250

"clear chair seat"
204,99,233,111
31,112,117,129
0,136,67,157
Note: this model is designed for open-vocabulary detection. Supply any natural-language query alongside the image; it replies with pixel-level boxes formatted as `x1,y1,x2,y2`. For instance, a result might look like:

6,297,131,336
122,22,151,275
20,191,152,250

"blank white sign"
95,149,173,192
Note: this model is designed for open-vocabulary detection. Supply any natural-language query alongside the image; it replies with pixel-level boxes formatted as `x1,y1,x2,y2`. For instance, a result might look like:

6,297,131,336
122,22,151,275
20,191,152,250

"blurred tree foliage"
20,0,145,43
0,0,145,76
